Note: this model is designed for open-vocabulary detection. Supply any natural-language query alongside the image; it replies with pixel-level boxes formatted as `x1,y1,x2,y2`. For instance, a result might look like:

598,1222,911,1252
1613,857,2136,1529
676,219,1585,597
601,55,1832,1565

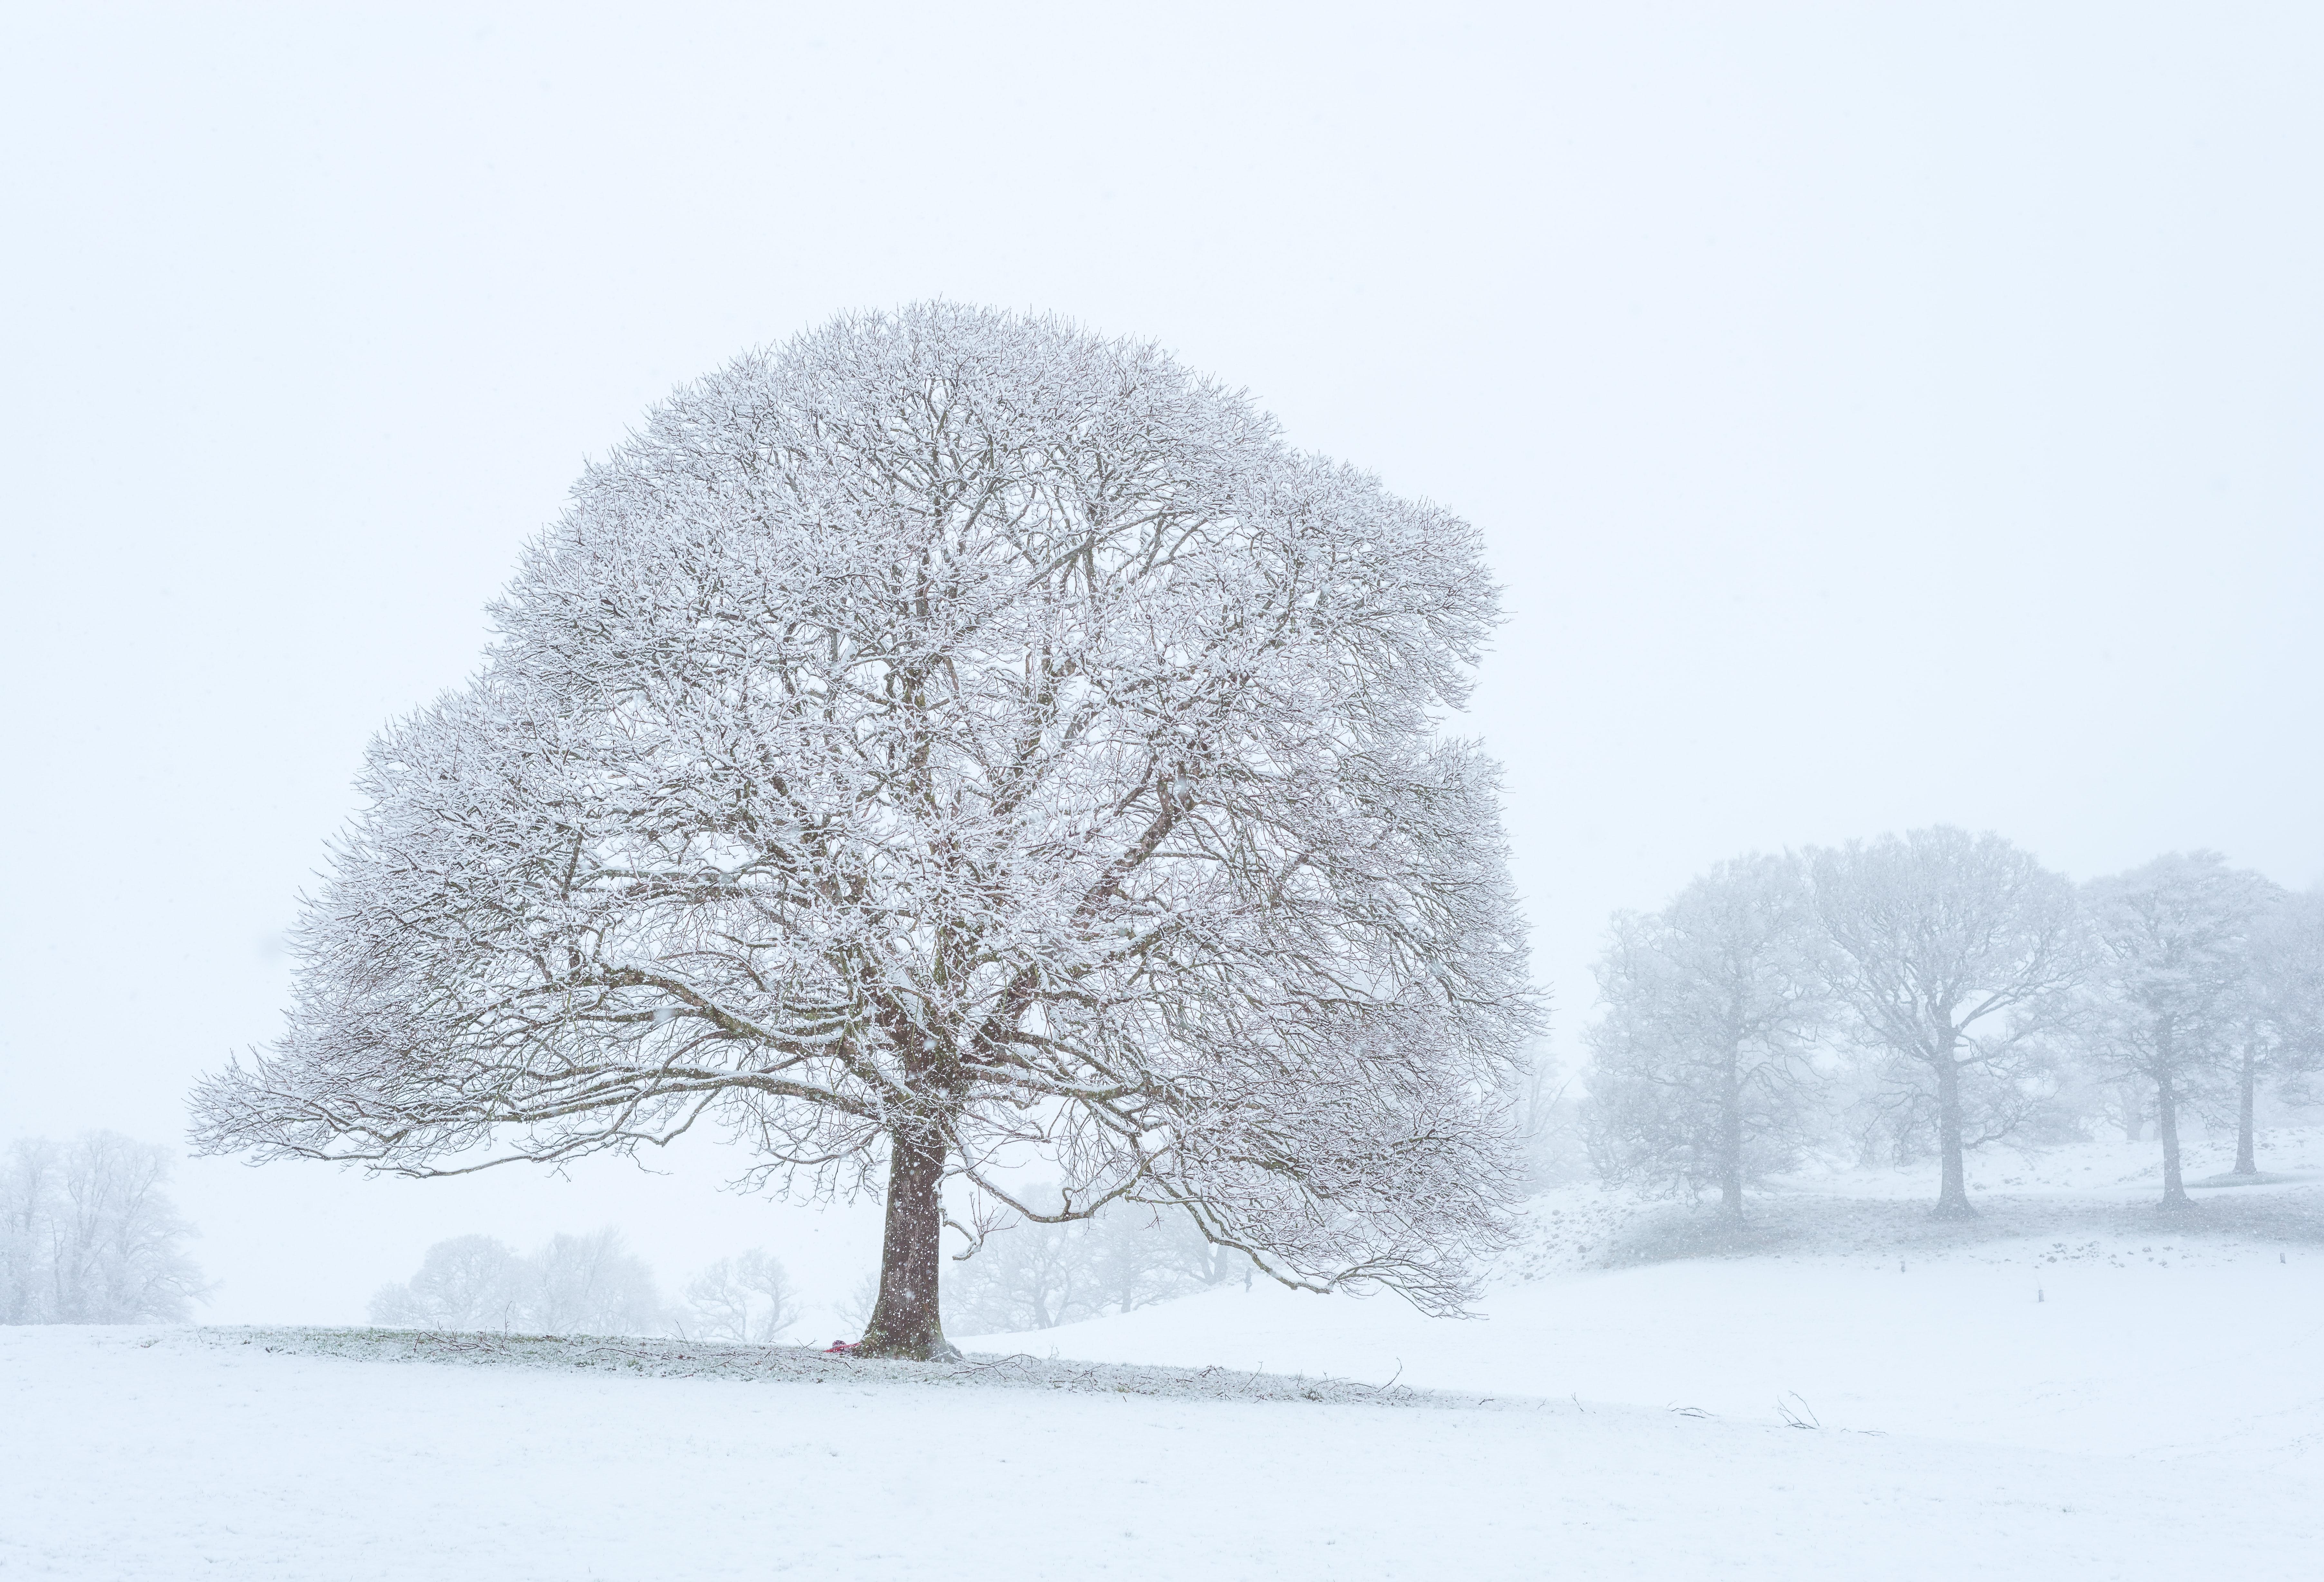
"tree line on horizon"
1569,826,2324,1217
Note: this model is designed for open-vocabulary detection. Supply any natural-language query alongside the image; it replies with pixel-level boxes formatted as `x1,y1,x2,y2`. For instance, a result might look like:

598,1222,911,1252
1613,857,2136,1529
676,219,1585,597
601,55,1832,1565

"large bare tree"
191,305,1537,1358
1809,827,2083,1218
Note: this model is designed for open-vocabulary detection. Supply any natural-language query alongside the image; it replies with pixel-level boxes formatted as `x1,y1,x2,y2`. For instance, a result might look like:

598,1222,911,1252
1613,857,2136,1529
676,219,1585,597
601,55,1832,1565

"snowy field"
6,1129,2320,1579
973,1126,2324,1460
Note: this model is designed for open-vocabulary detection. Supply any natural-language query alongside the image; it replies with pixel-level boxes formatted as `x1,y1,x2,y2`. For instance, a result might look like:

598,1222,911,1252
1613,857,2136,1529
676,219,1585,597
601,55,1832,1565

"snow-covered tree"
682,1249,800,1343
1143,1199,1246,1289
365,1234,526,1329
524,1229,664,1335
2227,889,2324,1176
1080,1201,1214,1316
943,1191,1096,1334
2096,1077,2156,1143
190,304,1537,1359
0,1133,208,1324
941,1192,1222,1334
1809,828,2083,1218
1581,854,1829,1215
0,1141,50,1325
2082,853,2281,1206
369,1228,664,1334
1503,1039,1589,1189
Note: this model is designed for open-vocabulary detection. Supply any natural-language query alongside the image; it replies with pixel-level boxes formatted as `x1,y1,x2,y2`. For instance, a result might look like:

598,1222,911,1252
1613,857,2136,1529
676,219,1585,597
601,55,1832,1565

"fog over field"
2,5,2320,1577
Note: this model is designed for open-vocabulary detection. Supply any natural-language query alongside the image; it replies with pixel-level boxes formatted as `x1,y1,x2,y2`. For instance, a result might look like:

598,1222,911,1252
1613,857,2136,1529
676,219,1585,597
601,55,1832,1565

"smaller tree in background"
2081,852,2280,1206
2227,890,2324,1176
681,1250,800,1343
2096,1079,2156,1144
1810,828,2085,1218
1507,1041,1591,1189
1081,1205,1221,1317
367,1234,526,1329
369,1228,664,1335
834,1271,883,1340
943,1191,1096,1334
0,1133,208,1325
527,1230,664,1336
936,1193,1240,1337
1582,854,1830,1216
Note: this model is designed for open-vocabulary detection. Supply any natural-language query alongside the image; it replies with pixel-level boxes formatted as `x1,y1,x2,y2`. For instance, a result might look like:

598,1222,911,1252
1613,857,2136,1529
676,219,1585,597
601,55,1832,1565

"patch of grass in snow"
195,1326,1506,1410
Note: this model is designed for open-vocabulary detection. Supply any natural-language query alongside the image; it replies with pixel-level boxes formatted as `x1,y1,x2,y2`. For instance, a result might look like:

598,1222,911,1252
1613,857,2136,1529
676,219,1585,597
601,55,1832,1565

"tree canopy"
191,304,1537,1355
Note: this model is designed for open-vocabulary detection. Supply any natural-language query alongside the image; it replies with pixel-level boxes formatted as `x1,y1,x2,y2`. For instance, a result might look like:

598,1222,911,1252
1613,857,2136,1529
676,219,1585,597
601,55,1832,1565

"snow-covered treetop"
2082,850,2282,1072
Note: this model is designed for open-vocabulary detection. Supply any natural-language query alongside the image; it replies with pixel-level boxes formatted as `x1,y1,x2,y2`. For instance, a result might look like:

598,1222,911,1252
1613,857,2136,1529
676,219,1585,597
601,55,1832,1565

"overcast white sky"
4,2,2319,1324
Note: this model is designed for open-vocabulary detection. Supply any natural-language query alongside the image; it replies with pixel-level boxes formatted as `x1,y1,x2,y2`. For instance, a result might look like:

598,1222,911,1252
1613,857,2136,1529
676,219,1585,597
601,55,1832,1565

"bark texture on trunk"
1931,1052,1974,1219
855,1127,960,1360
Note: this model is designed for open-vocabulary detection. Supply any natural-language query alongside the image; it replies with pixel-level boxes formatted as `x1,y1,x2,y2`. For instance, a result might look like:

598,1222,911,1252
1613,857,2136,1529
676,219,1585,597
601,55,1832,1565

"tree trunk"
1719,1049,1744,1218
1932,1051,1974,1219
855,1127,959,1360
2156,1075,2192,1209
2234,1043,2259,1177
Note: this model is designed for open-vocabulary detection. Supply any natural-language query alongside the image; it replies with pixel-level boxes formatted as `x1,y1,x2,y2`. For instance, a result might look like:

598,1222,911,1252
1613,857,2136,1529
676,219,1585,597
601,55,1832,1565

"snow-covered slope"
973,1124,2324,1460
5,1126,2318,1578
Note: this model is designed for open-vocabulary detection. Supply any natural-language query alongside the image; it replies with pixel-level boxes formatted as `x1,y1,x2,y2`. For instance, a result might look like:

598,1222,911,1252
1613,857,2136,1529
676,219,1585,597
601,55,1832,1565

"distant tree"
834,1270,882,1339
1581,854,1830,1215
2227,890,2324,1176
682,1249,800,1343
938,1190,1233,1335
2097,1079,2155,1144
366,1233,524,1329
2082,853,2281,1205
1080,1204,1206,1317
944,1191,1098,1335
190,304,1538,1360
525,1230,664,1335
0,1141,52,1324
1149,1209,1245,1290
1505,1040,1589,1189
0,1133,208,1324
1833,1031,2087,1168
369,1227,663,1335
1810,828,2084,1218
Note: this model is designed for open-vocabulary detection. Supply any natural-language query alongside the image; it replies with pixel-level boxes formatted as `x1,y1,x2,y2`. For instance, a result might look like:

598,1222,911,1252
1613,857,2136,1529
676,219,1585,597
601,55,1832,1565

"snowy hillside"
5,1126,2318,1578
975,1124,2324,1459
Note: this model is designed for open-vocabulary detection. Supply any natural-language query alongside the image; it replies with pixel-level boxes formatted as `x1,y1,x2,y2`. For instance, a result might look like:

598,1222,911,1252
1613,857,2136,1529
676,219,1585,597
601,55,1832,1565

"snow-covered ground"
972,1125,2324,1460
6,1127,2320,1579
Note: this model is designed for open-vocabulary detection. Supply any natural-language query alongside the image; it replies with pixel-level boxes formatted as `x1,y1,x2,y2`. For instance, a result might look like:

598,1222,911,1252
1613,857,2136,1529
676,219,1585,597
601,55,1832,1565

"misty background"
3,2,2319,1327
